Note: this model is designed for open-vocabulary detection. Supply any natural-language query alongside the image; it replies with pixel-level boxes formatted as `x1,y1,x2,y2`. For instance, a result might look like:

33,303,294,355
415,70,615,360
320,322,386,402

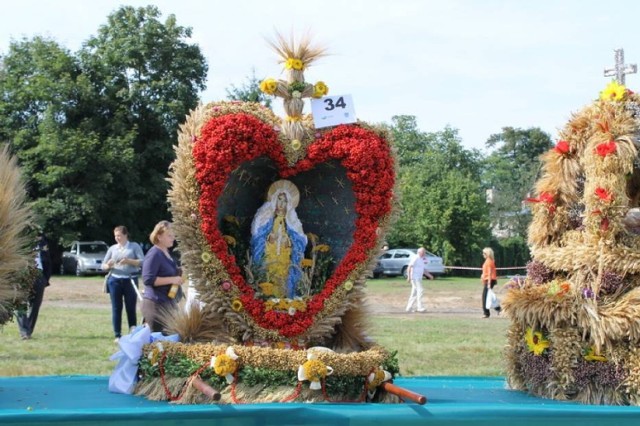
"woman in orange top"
481,247,501,318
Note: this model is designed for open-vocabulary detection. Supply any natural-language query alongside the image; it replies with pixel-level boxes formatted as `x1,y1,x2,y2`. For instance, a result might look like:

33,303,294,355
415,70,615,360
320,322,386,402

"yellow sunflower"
201,251,212,263
312,81,329,98
231,299,243,312
285,58,304,70
259,78,278,95
600,81,626,101
525,328,549,355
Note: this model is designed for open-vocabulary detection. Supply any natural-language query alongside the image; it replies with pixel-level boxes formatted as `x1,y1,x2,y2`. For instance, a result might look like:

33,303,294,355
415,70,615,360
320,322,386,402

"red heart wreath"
192,112,395,337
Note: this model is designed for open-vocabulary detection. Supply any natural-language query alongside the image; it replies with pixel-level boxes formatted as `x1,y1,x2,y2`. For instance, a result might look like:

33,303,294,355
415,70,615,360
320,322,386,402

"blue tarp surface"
2,375,640,425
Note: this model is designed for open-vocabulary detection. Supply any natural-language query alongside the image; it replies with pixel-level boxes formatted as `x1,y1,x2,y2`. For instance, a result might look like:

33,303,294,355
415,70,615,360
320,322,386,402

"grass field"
0,274,510,377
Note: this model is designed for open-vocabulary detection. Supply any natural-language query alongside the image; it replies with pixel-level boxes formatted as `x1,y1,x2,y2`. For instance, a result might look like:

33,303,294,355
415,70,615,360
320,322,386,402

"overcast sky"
2,0,640,151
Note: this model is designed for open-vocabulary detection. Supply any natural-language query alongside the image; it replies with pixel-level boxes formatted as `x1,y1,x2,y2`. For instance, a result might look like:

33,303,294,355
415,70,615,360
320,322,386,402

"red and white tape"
444,266,527,271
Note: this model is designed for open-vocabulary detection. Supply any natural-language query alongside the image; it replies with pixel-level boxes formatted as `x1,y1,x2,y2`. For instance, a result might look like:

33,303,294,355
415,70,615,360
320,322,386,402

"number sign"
310,94,357,129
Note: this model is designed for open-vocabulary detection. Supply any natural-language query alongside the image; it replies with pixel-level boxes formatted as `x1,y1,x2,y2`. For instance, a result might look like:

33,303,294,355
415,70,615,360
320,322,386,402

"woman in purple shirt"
141,221,183,333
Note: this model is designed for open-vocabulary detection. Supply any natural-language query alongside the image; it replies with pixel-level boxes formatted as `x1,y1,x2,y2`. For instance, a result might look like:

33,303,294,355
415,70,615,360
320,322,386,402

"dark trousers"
108,276,138,337
482,279,501,317
17,273,46,338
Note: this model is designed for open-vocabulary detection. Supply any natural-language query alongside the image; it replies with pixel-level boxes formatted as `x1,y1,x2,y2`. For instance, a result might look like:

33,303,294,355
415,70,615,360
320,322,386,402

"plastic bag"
486,287,500,309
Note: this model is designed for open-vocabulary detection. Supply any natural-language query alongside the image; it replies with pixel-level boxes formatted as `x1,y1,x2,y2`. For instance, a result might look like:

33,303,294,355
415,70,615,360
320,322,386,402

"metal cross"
604,48,637,85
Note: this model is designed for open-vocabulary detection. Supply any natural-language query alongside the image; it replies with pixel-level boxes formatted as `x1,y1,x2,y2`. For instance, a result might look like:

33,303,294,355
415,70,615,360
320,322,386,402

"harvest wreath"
503,81,640,405
121,34,414,404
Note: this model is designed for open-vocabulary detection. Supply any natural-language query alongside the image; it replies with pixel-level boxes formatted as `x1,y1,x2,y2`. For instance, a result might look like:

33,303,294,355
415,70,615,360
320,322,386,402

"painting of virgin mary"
250,180,307,299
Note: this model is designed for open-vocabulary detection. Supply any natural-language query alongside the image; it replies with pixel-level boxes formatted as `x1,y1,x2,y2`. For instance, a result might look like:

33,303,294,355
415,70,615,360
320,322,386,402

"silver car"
377,248,445,278
60,241,109,276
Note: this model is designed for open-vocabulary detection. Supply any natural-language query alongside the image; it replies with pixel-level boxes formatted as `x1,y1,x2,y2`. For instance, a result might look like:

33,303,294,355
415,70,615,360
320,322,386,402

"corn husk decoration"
504,81,640,405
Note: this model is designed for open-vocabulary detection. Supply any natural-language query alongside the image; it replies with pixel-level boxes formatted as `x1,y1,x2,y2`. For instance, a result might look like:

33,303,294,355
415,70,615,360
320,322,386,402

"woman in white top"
102,225,144,342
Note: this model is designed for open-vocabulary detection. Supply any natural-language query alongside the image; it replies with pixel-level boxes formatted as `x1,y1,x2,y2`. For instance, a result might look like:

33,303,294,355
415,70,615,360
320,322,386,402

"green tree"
483,127,552,240
387,116,490,266
0,36,135,244
226,68,272,108
77,5,208,240
0,5,208,250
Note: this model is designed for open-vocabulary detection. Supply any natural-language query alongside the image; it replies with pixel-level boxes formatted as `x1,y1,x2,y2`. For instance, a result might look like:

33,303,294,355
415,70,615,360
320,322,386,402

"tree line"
0,5,552,271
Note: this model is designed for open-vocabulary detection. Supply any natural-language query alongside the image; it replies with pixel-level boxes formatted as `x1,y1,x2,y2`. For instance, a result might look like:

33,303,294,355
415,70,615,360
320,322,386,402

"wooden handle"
191,376,221,401
380,381,427,405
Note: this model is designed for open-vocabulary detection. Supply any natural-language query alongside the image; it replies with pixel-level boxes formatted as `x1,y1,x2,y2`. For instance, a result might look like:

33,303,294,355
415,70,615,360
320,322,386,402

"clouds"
1,0,639,150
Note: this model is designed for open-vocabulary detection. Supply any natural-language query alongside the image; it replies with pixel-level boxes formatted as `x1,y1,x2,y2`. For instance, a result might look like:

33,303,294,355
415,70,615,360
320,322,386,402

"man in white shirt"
406,247,428,313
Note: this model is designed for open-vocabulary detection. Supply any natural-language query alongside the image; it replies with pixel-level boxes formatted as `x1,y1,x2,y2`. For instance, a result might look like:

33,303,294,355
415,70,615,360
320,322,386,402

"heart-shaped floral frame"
169,101,396,345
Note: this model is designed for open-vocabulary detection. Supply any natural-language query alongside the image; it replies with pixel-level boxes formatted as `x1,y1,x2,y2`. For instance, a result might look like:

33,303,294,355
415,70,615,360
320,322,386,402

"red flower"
527,191,554,204
595,140,617,157
553,140,570,155
594,187,613,203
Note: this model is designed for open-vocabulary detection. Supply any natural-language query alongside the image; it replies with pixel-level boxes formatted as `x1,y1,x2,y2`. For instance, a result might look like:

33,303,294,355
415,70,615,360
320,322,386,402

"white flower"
291,90,302,98
288,306,296,316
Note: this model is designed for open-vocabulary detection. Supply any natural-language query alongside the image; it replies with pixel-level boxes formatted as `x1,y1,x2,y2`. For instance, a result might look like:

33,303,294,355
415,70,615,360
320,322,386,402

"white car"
377,248,445,278
60,241,109,276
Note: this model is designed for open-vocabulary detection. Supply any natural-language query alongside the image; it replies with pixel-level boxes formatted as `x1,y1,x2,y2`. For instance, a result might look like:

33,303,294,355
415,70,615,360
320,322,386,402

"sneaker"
482,315,489,319
129,326,137,333
114,337,120,343
416,308,426,313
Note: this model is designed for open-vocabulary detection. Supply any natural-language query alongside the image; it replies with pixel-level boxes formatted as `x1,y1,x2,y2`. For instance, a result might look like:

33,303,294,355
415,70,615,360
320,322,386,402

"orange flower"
595,140,617,157
595,187,613,203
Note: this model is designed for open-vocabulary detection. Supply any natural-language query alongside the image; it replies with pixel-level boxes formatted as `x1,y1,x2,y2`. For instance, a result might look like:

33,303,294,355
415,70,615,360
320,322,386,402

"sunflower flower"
201,251,212,263
285,58,304,70
259,78,278,95
600,81,627,101
525,328,550,356
312,81,329,98
231,299,243,312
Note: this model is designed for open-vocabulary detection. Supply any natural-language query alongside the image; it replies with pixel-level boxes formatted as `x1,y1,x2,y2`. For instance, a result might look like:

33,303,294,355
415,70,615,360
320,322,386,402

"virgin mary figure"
250,180,308,299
